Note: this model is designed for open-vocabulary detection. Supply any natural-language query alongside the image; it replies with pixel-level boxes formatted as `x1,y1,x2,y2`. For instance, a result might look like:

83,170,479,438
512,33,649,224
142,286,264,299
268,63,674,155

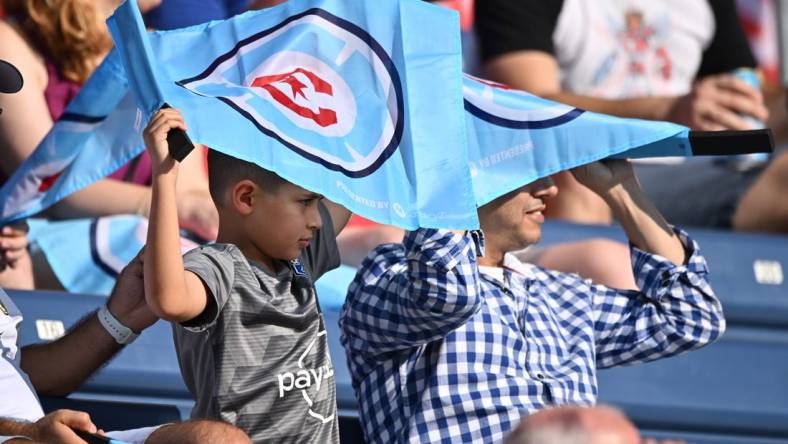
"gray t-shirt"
173,204,340,443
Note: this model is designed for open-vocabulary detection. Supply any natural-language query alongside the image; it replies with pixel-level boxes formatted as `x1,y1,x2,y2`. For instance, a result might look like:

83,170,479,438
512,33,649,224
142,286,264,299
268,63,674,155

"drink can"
726,68,769,170
730,67,765,129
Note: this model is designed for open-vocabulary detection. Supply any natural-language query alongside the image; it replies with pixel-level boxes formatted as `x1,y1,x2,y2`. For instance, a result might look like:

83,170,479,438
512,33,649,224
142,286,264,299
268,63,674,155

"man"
340,160,725,443
0,253,251,444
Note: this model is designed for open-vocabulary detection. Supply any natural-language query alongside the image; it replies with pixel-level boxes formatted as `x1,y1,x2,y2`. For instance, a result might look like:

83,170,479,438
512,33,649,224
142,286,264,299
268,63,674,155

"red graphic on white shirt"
621,10,671,80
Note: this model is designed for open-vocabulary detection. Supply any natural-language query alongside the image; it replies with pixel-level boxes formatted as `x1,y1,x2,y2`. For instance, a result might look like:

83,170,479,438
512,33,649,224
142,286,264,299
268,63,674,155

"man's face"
478,177,558,253
245,181,323,266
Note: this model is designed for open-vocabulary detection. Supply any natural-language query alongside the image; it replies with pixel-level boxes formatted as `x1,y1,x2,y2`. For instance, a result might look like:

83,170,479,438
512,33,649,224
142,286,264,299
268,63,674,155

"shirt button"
536,373,545,380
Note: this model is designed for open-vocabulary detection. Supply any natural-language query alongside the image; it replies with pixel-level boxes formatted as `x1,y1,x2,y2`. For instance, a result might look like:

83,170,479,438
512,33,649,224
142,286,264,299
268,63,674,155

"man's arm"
340,229,482,356
20,252,157,396
1,410,98,444
572,160,684,264
484,51,677,122
568,160,724,365
484,50,767,130
142,109,210,323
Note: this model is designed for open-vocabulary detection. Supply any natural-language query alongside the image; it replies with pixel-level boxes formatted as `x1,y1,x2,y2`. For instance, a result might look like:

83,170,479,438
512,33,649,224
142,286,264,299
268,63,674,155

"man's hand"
570,159,637,200
667,73,768,131
106,250,157,334
0,222,29,270
572,160,685,264
143,108,187,175
23,410,98,444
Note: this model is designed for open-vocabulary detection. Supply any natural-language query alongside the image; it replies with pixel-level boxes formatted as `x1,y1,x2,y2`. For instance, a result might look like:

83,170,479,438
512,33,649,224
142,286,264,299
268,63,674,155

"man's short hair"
207,149,288,207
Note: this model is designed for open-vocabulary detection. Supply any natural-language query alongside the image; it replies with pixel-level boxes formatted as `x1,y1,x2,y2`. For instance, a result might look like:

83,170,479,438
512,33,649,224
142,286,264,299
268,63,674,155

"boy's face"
245,181,323,266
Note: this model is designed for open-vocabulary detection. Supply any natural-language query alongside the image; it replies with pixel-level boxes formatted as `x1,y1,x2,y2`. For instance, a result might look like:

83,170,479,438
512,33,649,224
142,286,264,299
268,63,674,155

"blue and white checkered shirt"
340,228,724,444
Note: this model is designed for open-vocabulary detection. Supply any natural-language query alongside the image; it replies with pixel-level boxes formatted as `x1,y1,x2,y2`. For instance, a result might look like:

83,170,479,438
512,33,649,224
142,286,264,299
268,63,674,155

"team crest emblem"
290,258,307,277
463,74,585,129
178,9,404,178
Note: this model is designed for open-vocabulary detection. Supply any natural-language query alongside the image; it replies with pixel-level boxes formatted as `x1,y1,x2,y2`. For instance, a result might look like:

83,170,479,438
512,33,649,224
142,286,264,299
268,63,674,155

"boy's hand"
143,108,188,175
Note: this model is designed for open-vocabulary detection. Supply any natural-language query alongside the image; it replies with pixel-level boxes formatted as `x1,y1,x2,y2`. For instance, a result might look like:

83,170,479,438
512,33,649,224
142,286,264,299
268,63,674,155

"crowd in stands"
0,0,784,442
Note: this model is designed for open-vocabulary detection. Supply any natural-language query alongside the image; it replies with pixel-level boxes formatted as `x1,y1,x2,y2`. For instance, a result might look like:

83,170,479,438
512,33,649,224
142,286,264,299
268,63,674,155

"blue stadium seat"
9,289,193,427
539,221,788,328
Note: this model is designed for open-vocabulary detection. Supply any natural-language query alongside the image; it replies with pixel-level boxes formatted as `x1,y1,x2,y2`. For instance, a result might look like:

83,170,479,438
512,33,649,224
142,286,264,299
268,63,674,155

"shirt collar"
478,253,538,284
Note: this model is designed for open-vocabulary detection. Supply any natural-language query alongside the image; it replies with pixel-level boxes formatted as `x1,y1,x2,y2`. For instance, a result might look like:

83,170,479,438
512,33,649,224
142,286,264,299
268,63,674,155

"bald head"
506,406,640,444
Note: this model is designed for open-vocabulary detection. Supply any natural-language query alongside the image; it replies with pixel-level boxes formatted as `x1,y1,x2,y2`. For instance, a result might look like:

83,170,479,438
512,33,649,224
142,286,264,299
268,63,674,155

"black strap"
689,129,774,156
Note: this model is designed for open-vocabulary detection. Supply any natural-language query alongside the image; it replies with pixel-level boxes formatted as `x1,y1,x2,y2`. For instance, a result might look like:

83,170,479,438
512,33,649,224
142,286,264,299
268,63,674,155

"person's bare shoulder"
0,19,47,87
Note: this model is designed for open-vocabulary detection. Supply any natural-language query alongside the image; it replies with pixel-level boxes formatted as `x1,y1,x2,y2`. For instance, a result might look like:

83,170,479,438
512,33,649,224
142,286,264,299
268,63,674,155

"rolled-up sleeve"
592,228,725,367
340,229,484,359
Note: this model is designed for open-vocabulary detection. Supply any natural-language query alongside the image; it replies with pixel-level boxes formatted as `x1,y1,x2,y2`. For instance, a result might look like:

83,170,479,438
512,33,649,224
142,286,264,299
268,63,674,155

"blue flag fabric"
1,0,760,228
463,75,693,206
27,215,200,295
0,51,142,223
106,0,477,230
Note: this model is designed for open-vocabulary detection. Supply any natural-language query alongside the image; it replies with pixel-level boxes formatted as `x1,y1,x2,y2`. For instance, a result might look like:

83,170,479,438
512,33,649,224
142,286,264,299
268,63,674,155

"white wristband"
97,305,138,345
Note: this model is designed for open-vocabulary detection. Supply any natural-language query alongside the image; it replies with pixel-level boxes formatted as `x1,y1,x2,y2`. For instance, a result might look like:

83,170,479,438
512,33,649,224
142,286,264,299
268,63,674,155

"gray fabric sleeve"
303,202,340,282
181,245,237,331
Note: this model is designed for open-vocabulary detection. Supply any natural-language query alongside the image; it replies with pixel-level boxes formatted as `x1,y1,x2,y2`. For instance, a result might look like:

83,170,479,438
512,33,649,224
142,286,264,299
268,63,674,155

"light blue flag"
27,215,200,294
463,74,771,206
106,0,477,230
0,51,143,223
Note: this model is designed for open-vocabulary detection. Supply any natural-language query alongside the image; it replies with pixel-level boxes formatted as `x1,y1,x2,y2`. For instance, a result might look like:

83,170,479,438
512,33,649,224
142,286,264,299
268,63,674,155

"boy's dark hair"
207,149,288,207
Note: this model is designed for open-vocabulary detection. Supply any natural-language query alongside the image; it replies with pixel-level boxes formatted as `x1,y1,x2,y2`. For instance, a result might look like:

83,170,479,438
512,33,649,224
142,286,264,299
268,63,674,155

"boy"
142,108,351,443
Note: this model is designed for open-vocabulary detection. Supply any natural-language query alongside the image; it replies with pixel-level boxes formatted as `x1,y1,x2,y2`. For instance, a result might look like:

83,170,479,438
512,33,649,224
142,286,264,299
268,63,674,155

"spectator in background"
0,0,217,290
476,0,788,234
505,405,640,444
505,405,685,444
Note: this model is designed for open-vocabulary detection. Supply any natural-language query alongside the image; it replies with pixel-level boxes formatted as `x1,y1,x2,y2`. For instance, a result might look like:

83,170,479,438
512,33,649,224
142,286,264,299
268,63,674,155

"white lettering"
295,370,310,389
309,368,323,392
277,364,334,398
278,372,295,398
335,181,391,210
472,141,534,172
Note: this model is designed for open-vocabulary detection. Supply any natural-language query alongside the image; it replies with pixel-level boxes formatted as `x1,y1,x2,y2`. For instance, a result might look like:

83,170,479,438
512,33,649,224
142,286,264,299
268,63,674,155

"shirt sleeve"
302,201,340,282
181,245,237,331
340,229,484,359
697,0,757,77
590,228,725,368
475,0,564,63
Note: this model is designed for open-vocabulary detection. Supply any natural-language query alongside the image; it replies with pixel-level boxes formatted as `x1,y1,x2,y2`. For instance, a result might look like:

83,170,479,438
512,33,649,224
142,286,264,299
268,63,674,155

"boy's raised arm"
143,108,209,323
